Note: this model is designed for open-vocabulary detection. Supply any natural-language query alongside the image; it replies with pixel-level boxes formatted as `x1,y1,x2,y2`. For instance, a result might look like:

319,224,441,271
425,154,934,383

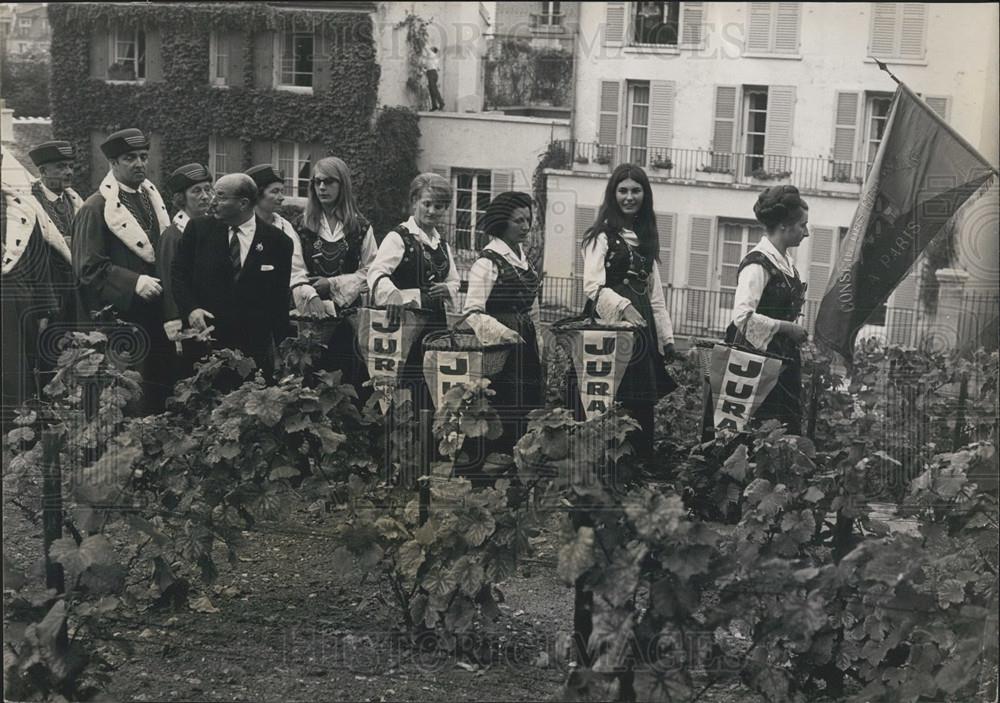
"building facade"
4,3,50,55
539,1,998,345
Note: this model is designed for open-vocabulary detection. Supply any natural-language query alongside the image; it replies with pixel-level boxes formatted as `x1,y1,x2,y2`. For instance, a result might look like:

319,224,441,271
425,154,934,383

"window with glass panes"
276,142,312,197
452,170,492,251
110,29,146,81
633,1,680,46
626,82,650,166
718,220,765,313
865,93,893,171
211,139,229,178
742,88,768,176
540,1,561,25
278,31,314,88
211,32,228,86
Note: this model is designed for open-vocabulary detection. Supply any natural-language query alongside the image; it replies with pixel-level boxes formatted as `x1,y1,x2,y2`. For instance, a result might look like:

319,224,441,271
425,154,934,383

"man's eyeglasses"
311,177,340,187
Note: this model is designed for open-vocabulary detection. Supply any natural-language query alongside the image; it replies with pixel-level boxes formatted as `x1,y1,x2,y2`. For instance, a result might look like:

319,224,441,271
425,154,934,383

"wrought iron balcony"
547,140,870,196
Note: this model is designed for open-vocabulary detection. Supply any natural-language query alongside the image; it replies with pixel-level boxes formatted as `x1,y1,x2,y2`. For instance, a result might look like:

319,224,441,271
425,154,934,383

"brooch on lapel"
255,243,264,253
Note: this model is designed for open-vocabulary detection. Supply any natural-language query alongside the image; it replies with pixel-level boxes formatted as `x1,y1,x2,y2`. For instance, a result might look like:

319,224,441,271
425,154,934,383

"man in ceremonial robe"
28,140,84,328
71,128,173,413
2,187,59,434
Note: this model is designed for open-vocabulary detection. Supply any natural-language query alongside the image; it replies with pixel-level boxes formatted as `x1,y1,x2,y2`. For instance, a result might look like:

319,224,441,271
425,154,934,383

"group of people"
2,128,810,462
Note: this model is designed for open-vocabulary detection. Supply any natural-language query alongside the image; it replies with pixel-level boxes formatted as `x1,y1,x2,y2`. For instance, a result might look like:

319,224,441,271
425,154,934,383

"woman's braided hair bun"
753,184,805,228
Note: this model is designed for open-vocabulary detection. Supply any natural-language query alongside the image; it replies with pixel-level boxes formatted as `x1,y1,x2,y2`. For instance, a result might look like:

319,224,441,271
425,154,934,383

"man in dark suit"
171,173,293,380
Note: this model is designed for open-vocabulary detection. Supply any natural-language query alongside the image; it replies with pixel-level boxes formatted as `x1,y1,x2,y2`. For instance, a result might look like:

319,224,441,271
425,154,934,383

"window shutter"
227,31,246,88
574,206,597,309
251,140,273,167
764,85,795,173
832,91,861,179
145,27,163,82
711,86,738,171
899,3,926,60
888,271,919,344
604,2,626,47
655,211,676,285
490,170,514,198
924,95,949,122
597,80,621,148
806,226,835,303
647,80,675,159
253,31,275,89
869,3,899,58
686,216,714,325
313,28,331,92
89,27,109,79
225,138,244,174
90,130,110,190
774,2,801,54
146,133,163,186
746,3,773,53
680,2,705,47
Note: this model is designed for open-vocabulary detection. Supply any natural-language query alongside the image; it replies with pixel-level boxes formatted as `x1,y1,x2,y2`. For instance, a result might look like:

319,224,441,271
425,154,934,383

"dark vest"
725,251,806,355
479,249,539,317
602,228,654,287
294,214,369,278
31,182,73,237
375,226,452,301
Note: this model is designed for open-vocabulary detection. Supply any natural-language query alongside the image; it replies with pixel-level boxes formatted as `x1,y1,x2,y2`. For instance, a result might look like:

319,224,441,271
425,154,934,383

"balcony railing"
547,140,869,195
455,276,996,352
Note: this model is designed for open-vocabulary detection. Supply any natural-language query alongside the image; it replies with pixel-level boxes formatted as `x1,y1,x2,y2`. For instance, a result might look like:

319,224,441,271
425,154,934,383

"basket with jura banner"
422,309,520,408
697,318,792,433
354,275,437,412
551,296,640,420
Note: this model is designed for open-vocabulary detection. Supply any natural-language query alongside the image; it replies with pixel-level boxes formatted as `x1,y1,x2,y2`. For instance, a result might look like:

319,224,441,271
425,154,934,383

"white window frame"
716,219,765,319
274,141,312,202
107,27,147,84
208,136,229,181
274,30,314,93
866,2,928,65
863,91,894,173
209,31,228,88
451,169,492,253
740,86,768,178
539,1,562,25
629,1,681,49
626,81,651,167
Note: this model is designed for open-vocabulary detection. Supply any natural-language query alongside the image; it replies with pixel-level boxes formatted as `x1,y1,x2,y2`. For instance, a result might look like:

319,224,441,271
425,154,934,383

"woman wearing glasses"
725,184,810,435
293,157,377,381
580,163,676,465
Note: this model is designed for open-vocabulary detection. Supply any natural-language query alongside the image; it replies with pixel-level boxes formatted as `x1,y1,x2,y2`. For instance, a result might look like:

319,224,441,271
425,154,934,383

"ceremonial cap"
245,164,284,191
100,128,150,159
28,141,75,166
166,163,212,193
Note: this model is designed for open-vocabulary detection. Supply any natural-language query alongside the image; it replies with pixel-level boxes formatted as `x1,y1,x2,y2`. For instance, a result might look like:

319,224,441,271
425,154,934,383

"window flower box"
574,157,610,174
821,178,863,195
749,168,792,187
694,169,734,185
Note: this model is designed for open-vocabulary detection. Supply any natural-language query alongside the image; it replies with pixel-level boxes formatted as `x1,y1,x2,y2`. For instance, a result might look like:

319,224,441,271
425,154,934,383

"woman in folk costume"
28,140,84,327
72,128,173,414
2,186,61,433
367,172,460,412
158,163,213,386
725,185,810,435
460,191,544,472
580,163,677,464
290,157,378,384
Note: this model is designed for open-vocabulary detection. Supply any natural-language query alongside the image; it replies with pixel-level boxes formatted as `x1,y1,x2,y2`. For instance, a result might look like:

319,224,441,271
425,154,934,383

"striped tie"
229,226,242,278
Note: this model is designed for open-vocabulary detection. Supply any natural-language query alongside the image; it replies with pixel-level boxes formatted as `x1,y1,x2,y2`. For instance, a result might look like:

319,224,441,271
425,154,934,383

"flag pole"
871,56,999,177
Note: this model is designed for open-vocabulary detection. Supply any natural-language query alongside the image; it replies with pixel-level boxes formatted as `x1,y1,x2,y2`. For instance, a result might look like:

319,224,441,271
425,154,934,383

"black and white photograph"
1,2,998,701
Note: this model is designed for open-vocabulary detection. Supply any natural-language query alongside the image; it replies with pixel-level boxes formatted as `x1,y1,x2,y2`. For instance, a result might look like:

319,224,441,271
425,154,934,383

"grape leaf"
397,540,424,579
557,526,595,585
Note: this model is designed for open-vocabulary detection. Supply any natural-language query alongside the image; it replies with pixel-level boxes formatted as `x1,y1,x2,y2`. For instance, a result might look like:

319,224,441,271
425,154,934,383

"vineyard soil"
4,500,756,702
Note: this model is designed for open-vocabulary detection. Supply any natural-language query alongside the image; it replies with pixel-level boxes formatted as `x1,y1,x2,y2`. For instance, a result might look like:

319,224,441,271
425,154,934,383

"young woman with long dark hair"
579,163,677,462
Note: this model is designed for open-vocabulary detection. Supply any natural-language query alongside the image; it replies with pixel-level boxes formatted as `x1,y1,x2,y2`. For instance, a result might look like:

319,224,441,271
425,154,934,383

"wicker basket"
422,310,517,378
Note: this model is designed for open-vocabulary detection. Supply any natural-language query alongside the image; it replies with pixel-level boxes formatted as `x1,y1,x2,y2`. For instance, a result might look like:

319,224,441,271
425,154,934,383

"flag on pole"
814,82,997,361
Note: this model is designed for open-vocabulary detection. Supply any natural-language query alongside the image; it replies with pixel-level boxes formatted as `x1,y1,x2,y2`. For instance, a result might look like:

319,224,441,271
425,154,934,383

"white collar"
754,235,797,277
37,181,62,202
620,228,640,245
270,212,297,238
172,210,191,233
118,181,138,194
484,238,529,270
229,215,256,240
401,216,441,248
98,170,170,263
318,213,345,242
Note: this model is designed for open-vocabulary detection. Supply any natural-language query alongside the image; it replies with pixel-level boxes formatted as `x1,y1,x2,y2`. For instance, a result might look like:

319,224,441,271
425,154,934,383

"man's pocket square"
260,264,275,272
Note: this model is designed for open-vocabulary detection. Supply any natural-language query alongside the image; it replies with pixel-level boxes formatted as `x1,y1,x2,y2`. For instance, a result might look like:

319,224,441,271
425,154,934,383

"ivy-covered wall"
48,2,417,225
